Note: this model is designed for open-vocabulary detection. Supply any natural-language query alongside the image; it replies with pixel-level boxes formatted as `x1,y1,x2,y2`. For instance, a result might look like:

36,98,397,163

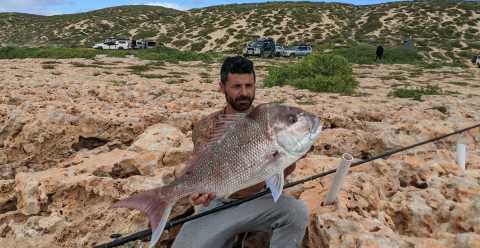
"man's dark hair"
220,56,256,84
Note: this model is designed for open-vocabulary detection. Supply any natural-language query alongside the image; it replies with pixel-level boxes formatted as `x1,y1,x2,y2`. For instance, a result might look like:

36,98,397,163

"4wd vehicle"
243,38,276,57
283,45,312,57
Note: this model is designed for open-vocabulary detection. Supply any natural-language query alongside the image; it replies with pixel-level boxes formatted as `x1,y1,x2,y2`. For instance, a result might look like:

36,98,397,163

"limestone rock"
1,58,480,248
129,123,193,167
0,180,16,213
313,128,386,159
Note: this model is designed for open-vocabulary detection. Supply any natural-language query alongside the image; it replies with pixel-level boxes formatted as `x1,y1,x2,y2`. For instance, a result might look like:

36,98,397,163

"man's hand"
189,160,304,204
230,182,266,199
230,162,300,199
190,193,215,207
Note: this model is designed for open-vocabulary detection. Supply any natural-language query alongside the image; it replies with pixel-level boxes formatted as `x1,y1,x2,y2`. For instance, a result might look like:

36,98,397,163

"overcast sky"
0,0,409,16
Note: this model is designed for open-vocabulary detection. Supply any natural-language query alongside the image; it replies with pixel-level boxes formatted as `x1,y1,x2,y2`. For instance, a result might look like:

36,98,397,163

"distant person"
376,45,384,61
131,39,136,49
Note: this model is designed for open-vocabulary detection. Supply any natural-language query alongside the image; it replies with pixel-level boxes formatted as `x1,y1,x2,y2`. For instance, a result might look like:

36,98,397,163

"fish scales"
180,115,273,196
110,103,322,248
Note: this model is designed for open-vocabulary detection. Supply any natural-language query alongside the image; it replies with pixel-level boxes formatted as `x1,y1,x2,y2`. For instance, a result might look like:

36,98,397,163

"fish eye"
288,115,297,124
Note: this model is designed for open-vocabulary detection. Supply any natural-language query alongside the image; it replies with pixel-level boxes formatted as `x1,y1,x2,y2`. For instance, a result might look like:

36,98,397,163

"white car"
92,38,130,50
283,45,312,57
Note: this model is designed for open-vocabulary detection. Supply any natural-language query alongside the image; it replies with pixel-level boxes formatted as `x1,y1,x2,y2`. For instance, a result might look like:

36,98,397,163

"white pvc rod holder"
323,153,353,206
456,141,466,171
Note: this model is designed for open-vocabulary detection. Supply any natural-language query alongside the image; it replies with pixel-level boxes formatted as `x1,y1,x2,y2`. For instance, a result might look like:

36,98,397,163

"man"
171,56,309,248
375,45,384,61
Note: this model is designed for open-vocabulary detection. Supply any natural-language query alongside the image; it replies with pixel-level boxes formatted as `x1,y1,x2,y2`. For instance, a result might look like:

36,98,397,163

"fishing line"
93,122,480,248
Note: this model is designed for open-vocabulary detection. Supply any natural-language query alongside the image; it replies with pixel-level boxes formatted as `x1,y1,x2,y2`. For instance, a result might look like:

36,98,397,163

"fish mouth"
309,117,322,140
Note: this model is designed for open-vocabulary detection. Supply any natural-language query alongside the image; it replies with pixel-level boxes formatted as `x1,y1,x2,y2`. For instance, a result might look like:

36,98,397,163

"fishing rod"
94,122,480,248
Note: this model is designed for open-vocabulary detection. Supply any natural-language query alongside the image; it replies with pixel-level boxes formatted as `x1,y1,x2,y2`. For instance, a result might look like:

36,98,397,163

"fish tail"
111,184,180,248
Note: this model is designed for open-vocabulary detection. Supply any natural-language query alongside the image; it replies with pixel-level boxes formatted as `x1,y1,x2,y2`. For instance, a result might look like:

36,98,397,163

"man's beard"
225,94,254,112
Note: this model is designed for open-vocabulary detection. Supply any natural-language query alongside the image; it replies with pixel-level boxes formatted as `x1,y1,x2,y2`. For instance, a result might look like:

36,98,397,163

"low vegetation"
327,43,423,65
0,46,221,63
264,54,357,94
111,80,127,86
41,64,56,69
139,74,169,79
387,84,444,101
135,46,222,62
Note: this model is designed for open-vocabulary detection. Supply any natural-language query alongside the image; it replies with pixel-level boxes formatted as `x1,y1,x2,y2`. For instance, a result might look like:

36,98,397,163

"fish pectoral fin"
266,172,284,203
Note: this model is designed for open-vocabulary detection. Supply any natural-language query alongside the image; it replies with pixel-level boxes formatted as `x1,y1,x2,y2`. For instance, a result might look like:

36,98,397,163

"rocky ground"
0,56,479,248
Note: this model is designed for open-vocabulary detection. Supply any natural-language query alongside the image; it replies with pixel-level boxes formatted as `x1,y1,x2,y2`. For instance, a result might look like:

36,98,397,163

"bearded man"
171,56,309,248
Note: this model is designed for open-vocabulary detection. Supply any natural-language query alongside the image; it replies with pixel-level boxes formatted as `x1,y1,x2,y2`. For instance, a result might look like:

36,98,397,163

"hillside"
1,2,480,247
0,1,480,61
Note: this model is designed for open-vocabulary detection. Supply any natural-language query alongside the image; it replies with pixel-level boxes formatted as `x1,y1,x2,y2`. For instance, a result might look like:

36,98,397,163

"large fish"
111,103,322,247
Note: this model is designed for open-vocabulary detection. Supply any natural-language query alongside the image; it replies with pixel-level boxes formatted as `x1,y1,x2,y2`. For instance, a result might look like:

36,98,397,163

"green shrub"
111,80,127,86
98,49,133,58
41,64,56,69
264,54,357,94
157,34,173,44
467,41,480,50
190,41,207,51
135,29,157,39
172,39,190,48
126,64,151,74
139,74,168,79
387,85,444,101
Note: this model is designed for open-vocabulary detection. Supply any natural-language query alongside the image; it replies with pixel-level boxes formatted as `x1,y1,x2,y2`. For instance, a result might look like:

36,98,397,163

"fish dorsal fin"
205,112,247,147
179,112,248,178
244,103,275,120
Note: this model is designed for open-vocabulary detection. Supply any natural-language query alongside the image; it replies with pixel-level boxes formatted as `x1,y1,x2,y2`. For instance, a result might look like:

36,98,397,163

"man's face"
220,73,256,112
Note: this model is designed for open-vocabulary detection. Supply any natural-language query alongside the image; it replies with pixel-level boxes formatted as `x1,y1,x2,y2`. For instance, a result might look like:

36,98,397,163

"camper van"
131,39,157,49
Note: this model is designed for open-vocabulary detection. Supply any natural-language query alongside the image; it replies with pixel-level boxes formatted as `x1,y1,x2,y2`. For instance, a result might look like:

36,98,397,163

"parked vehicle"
93,37,130,50
274,45,284,57
243,38,276,57
243,42,259,56
282,45,312,57
92,37,157,50
131,39,157,49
